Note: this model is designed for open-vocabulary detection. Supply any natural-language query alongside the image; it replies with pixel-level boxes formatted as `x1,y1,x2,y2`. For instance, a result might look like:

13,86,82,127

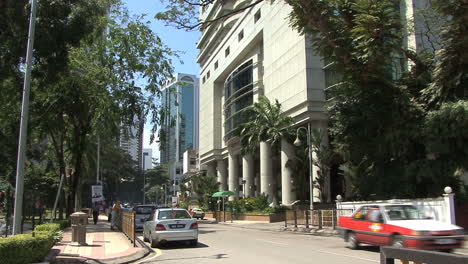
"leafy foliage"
0,233,54,264
0,0,176,215
0,222,63,264
287,0,467,199
225,194,271,213
240,96,294,154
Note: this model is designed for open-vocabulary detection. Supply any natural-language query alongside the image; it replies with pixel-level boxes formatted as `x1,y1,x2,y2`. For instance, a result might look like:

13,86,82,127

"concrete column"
228,151,239,200
206,162,216,177
216,159,227,191
242,154,255,198
260,141,274,203
281,138,296,205
443,187,456,225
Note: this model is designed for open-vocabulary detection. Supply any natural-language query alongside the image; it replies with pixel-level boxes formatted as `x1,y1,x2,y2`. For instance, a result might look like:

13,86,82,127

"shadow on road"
158,241,209,250
147,253,228,263
356,245,380,253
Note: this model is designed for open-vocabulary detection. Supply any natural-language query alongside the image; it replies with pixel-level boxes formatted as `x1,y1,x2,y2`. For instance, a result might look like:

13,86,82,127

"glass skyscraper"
160,73,199,196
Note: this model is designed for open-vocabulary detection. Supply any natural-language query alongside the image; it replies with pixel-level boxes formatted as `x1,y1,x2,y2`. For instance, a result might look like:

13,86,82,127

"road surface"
136,221,383,264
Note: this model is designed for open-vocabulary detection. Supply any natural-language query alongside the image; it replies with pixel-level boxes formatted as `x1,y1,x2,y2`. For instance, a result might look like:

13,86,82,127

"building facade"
197,0,432,205
119,114,144,170
160,73,200,196
143,148,153,171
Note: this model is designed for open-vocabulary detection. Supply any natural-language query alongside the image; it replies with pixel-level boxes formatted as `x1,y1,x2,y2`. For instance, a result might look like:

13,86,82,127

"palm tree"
240,97,295,204
240,96,294,154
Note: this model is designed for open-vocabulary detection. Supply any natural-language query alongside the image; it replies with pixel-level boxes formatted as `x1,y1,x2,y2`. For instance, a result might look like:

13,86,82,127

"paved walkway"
203,218,339,235
48,215,149,264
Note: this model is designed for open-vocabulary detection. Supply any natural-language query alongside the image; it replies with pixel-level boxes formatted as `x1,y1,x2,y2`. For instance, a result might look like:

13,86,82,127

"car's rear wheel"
346,232,359,250
190,239,198,247
150,233,159,248
392,236,405,248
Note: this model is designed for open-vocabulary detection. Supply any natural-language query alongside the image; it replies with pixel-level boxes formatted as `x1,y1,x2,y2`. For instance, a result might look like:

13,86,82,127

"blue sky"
123,0,200,163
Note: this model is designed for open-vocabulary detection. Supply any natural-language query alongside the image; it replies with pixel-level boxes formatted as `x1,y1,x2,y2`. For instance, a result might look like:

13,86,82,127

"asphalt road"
136,222,383,264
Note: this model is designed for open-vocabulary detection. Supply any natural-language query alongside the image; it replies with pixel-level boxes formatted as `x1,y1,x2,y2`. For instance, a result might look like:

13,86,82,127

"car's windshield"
135,206,154,214
158,210,191,220
384,205,427,220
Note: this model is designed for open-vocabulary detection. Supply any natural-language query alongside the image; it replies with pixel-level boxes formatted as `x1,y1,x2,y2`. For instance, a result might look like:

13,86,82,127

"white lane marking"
255,238,289,246
313,249,379,263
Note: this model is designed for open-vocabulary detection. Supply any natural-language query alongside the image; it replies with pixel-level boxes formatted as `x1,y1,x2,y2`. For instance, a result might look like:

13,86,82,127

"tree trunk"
58,191,64,220
71,124,88,212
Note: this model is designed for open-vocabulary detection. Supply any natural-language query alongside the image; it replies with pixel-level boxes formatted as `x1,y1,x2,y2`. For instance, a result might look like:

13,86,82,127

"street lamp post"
294,123,314,211
142,152,148,204
162,184,167,206
242,180,246,199
13,0,38,235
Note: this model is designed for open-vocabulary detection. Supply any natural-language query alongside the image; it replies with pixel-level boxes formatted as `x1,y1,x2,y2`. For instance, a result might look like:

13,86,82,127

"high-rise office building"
160,73,200,195
120,114,144,170
143,148,153,171
197,0,436,204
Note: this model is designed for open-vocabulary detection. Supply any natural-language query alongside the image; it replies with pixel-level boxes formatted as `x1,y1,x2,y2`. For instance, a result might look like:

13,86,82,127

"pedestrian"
107,203,112,222
92,202,99,225
111,201,121,230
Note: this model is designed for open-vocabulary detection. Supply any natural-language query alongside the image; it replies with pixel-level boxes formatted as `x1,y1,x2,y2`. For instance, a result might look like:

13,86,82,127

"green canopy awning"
212,191,235,197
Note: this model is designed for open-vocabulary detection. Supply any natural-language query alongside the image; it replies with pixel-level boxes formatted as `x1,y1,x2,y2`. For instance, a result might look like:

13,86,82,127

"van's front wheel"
346,232,359,250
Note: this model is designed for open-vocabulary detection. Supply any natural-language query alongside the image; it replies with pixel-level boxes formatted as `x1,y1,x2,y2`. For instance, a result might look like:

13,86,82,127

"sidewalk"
48,215,149,264
203,218,339,236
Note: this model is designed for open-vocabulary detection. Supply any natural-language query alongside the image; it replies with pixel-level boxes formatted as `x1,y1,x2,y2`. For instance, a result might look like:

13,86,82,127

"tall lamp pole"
13,0,38,235
294,123,314,211
142,152,148,204
162,184,167,205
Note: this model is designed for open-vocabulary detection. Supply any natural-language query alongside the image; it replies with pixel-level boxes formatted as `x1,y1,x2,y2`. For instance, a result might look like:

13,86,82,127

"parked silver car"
143,208,198,248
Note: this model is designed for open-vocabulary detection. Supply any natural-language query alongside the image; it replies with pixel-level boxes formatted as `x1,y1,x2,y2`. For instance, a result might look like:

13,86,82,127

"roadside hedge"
0,233,54,264
0,223,62,264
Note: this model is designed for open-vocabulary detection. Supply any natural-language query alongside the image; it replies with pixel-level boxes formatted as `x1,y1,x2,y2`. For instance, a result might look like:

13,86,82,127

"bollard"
294,210,297,228
71,212,88,246
318,210,322,229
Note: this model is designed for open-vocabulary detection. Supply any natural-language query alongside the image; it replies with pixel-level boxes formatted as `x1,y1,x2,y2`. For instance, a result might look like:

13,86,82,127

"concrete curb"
47,238,150,264
101,237,150,264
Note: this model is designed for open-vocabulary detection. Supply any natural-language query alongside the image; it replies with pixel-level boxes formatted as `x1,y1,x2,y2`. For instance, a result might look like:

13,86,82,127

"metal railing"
120,210,136,247
285,208,354,229
380,246,468,264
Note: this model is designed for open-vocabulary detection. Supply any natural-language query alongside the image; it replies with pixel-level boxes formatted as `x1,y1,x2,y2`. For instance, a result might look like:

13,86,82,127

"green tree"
240,96,294,154
0,0,107,201
185,172,219,210
144,164,170,204
1,0,176,216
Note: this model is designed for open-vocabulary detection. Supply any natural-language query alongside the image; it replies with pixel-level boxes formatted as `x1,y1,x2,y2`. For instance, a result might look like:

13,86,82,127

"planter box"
207,212,285,223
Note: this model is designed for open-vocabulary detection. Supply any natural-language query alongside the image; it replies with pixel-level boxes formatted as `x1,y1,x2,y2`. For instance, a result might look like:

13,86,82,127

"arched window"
224,60,253,141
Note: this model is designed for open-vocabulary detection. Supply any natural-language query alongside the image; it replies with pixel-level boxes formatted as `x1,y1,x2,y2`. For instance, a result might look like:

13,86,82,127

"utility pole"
97,136,100,184
13,0,38,235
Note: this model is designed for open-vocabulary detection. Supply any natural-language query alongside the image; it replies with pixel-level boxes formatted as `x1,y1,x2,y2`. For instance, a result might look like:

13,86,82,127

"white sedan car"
143,208,198,248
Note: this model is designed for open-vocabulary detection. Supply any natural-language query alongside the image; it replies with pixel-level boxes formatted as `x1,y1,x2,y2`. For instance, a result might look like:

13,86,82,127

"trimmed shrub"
34,223,61,234
53,219,71,229
34,223,62,242
0,233,54,264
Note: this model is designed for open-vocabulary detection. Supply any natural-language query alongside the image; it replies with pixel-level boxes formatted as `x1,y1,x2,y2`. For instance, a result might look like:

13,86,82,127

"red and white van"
338,204,465,252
